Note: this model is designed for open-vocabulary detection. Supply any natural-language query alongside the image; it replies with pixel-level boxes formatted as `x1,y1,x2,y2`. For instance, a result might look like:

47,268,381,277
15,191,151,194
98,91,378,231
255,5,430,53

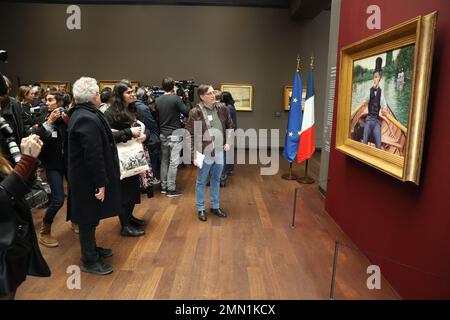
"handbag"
147,131,161,152
24,179,50,209
116,139,150,180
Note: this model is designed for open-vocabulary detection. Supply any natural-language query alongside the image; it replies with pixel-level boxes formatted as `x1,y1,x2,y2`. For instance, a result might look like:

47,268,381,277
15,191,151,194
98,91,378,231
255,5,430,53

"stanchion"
291,187,301,228
330,240,340,300
282,162,298,180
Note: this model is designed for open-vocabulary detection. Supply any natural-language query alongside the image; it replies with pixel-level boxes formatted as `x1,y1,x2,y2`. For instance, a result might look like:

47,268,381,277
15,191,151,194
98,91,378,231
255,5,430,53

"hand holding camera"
20,134,43,159
47,108,62,125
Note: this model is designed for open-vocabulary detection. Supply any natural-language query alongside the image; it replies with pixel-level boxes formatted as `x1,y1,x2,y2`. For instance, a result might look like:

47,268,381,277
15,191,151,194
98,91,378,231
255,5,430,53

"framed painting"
284,85,307,111
335,12,437,185
99,80,140,92
220,83,253,111
39,81,71,93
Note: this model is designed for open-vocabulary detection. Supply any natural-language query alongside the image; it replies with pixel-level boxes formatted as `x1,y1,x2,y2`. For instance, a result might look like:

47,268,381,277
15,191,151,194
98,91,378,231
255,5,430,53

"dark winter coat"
0,171,51,296
67,103,121,224
104,108,149,206
38,118,67,173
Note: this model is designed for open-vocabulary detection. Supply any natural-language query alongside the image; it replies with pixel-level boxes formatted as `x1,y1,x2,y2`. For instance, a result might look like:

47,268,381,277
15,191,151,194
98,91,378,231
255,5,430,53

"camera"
0,118,21,164
57,106,70,114
175,80,198,102
0,50,7,63
149,86,165,99
30,105,42,113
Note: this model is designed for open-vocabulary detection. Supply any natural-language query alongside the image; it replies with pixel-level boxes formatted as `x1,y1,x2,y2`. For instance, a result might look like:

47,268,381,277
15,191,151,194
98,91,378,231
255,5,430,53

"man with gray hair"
67,77,121,275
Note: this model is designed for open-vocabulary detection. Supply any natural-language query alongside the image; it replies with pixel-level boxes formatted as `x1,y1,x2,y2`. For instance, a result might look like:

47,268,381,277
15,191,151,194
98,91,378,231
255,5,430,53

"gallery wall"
0,3,330,148
326,0,450,299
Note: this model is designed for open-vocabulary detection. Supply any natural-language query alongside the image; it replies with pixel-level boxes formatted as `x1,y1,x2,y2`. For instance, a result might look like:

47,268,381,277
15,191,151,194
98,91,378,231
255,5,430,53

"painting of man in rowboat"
349,45,414,157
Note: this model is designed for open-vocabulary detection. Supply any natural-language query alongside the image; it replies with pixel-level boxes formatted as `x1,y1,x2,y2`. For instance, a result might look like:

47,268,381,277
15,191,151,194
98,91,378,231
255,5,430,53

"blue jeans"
196,152,224,211
363,118,382,149
44,169,65,225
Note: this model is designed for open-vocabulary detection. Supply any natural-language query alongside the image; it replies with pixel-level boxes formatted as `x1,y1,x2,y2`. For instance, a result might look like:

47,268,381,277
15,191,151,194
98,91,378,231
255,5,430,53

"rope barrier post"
330,240,340,300
291,188,300,228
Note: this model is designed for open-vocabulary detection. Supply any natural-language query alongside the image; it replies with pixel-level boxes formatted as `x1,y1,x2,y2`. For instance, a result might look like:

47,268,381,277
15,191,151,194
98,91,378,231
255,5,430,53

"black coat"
104,108,147,206
0,171,51,296
67,103,121,224
38,118,67,173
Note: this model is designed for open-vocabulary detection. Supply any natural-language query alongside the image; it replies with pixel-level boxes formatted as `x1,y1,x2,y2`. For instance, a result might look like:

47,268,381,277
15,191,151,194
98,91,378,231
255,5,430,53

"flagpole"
282,162,298,180
282,55,301,181
298,159,315,184
298,54,315,185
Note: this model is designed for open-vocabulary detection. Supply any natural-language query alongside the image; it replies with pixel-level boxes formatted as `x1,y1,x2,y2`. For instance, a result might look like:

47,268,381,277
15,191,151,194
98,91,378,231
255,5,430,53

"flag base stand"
282,172,299,180
297,159,314,184
282,163,298,180
297,176,315,184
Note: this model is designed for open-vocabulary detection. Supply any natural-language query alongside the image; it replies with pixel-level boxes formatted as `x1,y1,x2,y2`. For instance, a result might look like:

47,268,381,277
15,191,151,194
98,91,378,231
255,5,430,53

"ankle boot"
146,186,154,198
39,223,59,247
121,225,145,237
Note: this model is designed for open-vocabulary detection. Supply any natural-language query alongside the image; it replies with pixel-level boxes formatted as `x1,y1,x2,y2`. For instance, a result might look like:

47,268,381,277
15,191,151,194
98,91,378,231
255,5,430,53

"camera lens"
6,138,21,163
0,121,14,136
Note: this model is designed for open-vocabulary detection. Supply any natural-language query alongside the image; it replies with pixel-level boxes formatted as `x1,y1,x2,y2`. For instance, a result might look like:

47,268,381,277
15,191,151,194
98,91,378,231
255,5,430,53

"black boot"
146,186,154,198
121,225,145,237
130,215,145,227
96,247,113,258
81,261,113,275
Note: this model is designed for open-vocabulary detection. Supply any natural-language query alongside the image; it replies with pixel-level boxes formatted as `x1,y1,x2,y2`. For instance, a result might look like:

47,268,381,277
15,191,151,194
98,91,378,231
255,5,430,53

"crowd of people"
0,73,237,299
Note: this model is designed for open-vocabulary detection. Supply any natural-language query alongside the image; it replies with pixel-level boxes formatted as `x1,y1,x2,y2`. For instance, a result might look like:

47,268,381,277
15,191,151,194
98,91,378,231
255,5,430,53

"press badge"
52,131,58,138
207,115,213,122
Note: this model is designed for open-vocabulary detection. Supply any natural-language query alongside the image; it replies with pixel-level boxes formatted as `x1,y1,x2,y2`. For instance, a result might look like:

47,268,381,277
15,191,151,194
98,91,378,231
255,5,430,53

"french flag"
297,67,315,163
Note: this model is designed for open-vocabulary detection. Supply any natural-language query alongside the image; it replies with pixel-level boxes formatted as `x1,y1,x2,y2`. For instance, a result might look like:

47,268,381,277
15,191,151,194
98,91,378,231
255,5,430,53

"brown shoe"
71,222,79,234
39,223,59,247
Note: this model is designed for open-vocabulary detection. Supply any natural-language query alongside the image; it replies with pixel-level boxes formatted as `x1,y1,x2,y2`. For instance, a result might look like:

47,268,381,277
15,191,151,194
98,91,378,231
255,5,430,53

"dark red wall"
326,0,450,299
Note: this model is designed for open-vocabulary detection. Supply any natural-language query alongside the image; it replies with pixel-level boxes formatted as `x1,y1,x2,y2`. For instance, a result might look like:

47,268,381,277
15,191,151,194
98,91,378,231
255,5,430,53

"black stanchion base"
297,176,315,184
282,173,299,180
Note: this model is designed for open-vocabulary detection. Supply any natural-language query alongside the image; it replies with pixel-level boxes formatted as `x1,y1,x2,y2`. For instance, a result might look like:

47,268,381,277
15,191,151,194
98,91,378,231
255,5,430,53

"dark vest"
368,87,382,117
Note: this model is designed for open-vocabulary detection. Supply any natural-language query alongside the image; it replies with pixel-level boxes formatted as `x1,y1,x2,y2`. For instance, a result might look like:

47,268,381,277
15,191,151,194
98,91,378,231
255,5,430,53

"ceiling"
15,0,331,20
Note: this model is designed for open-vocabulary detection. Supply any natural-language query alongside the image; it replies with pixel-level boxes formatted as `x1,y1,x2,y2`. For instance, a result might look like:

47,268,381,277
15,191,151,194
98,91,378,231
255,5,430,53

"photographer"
35,90,69,248
17,85,34,132
155,77,190,197
0,134,51,300
0,74,26,157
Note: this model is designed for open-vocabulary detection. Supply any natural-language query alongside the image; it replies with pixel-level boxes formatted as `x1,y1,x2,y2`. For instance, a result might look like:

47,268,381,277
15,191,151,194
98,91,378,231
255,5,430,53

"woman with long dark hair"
104,82,148,237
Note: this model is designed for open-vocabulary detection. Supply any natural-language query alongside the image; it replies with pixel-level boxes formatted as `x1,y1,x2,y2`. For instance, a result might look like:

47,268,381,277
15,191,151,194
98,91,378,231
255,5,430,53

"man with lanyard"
185,84,234,222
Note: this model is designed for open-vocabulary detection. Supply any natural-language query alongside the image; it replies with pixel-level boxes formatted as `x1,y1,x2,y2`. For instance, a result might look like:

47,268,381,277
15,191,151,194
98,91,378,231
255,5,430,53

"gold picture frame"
284,85,307,111
220,83,253,111
335,12,437,185
99,80,140,92
39,81,71,93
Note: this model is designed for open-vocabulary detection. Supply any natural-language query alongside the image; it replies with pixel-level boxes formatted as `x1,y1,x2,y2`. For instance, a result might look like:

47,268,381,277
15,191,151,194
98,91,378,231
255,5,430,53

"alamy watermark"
174,122,282,175
367,265,381,290
66,265,81,290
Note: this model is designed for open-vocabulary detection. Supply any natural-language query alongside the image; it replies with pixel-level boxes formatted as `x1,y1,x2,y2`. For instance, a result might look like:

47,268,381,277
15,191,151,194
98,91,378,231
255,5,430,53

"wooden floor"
16,151,400,300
